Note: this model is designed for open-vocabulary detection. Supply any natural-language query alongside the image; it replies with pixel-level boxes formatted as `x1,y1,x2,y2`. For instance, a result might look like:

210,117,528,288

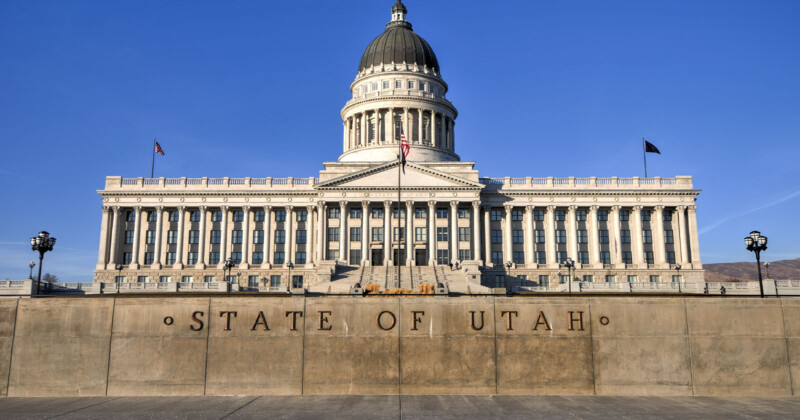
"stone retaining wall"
0,295,797,396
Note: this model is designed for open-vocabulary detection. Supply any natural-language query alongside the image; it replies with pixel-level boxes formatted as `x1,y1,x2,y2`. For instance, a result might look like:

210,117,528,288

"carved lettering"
252,311,270,331
501,311,518,331
469,311,485,331
285,311,304,331
377,310,396,330
318,311,332,331
411,311,425,331
220,311,238,331
533,311,551,331
190,311,205,331
568,311,584,331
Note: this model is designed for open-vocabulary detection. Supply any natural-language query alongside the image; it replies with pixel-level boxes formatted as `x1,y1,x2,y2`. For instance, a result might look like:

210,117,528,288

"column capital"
405,201,413,209
242,205,250,212
504,204,513,212
525,205,533,213
264,204,273,211
472,201,481,209
339,201,347,208
361,200,369,209
384,200,392,208
676,205,687,211
307,204,315,213
102,205,111,212
654,205,665,212
567,205,577,212
450,200,458,208
220,205,229,212
134,206,143,213
589,205,599,212
112,206,123,214
285,205,293,213
547,205,557,211
316,201,324,208
632,205,643,212
687,205,697,213
428,200,436,209
610,205,621,212
199,205,208,211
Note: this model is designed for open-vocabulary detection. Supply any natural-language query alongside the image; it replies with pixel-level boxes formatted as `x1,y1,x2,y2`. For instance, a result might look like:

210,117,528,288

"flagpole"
151,138,156,178
397,134,402,289
642,138,648,178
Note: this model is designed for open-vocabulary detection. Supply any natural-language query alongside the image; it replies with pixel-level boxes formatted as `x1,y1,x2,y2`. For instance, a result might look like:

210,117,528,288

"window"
296,230,306,244
248,275,259,288
395,80,403,89
491,230,502,244
168,230,178,244
137,276,148,283
555,230,566,244
534,230,545,244
124,230,134,244
535,251,546,264
371,82,378,91
253,230,264,244
414,208,427,219
644,251,654,264
437,249,450,265
123,252,132,264
189,230,199,244
419,82,426,91
458,227,470,242
212,210,222,222
513,251,525,264
393,227,405,241
323,227,338,242
621,230,631,244
619,210,630,221
663,210,673,222
538,275,550,287
605,275,616,283
270,275,281,288
533,210,544,221
490,209,502,221
275,210,286,221
371,208,383,218
436,208,449,219
144,252,154,265
511,209,523,221
232,230,243,244
408,80,414,89
169,211,179,222
383,80,390,89
622,251,632,264
560,274,570,284
231,252,242,264
126,211,135,222
664,230,674,244
666,251,676,264
392,208,406,218
209,252,220,265
210,230,221,244
577,229,587,244
372,227,384,241
349,208,362,219
182,276,192,283
254,211,265,222
415,227,427,242
349,249,361,265
204,275,215,283
327,250,339,260
491,251,503,266
147,211,157,222
557,251,568,263
297,210,307,222
166,252,176,265
437,227,449,242
642,230,652,244
458,208,470,218
650,275,660,283
350,227,362,241
672,275,682,283
600,251,610,264
232,210,244,222
187,252,198,264
274,252,285,265
597,210,608,221
252,252,264,265
458,249,471,261
578,251,589,264
599,230,609,244
145,230,155,244
576,210,587,221
641,210,651,221
555,210,565,221
495,275,506,288
295,252,306,264
627,275,638,283
583,275,593,283
512,230,523,244
274,230,286,244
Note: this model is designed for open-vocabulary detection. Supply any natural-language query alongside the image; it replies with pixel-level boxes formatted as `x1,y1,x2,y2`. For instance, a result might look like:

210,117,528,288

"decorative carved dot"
202,198,206,202
636,197,641,202
245,198,249,202
593,197,598,202
223,198,228,202
288,197,292,202
158,197,163,202
104,198,109,202
163,316,174,326
614,198,619,202
549,197,554,202
571,197,576,202
267,197,271,202
342,193,346,197
180,198,185,202
136,198,141,202
115,198,119,202
600,316,610,326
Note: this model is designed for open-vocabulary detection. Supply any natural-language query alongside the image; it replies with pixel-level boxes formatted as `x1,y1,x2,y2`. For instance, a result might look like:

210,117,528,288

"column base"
238,263,250,269
196,262,206,269
172,263,184,270
130,263,140,269
261,263,272,269
95,263,107,270
152,263,162,270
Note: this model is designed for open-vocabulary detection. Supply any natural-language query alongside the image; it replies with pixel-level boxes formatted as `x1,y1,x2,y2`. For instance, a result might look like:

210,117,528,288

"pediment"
317,161,484,190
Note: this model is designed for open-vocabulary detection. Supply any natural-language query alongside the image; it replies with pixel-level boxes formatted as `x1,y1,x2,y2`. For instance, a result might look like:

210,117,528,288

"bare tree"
42,273,59,283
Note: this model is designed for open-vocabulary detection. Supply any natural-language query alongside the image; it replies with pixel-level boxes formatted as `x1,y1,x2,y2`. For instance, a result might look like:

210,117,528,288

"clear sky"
1,0,798,282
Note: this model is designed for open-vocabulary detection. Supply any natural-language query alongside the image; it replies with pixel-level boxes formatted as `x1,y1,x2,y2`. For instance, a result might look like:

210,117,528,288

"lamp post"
223,258,235,284
30,231,56,296
563,257,575,294
504,261,512,291
28,261,35,280
115,264,123,283
674,264,682,293
287,261,294,291
744,230,768,298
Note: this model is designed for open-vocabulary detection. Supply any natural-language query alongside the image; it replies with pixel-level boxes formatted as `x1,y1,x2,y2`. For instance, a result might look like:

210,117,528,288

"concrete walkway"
0,396,799,419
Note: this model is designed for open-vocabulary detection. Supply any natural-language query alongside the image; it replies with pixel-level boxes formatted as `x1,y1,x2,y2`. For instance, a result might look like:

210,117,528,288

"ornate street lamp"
674,264,682,293
744,230,768,298
287,261,295,291
30,231,56,296
115,264,124,283
223,258,235,284
563,257,575,294
28,261,35,280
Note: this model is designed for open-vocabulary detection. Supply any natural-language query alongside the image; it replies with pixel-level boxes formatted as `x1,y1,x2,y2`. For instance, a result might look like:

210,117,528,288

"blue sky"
1,0,798,282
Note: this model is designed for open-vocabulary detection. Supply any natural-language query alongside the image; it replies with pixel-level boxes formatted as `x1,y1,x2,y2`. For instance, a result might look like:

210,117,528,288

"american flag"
400,132,409,171
155,141,165,156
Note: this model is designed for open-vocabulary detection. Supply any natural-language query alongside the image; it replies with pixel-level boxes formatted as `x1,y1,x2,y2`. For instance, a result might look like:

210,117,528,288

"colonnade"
343,107,454,151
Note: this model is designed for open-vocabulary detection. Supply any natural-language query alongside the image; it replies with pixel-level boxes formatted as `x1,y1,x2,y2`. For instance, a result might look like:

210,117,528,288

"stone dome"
358,1,440,73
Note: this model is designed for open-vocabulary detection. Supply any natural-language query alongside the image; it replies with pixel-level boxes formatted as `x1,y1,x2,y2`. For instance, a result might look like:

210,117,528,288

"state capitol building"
93,1,703,293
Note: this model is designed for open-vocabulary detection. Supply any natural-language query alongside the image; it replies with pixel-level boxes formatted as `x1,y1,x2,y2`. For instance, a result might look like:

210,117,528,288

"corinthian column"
631,206,644,267
653,206,666,267
197,206,207,269
286,206,294,267
265,205,273,267
567,206,578,264
546,206,557,266
108,207,121,266
450,201,458,263
687,205,701,268
472,201,481,262
131,206,142,269
96,206,111,270
610,206,622,267
339,201,347,263
219,206,228,267
153,206,164,269
524,206,534,265
361,201,369,265
308,205,317,265
589,206,600,267
431,112,437,148
428,201,436,265
175,206,186,269
384,201,392,265
242,205,251,268
406,201,414,265
503,205,513,266
483,205,491,265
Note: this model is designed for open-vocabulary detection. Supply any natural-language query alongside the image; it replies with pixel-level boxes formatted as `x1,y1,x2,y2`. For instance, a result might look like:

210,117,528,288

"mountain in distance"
703,258,800,282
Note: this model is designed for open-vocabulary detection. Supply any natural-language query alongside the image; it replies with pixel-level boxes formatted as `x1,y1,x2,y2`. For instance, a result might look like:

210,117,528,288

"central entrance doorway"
415,249,428,266
371,249,383,266
392,249,406,265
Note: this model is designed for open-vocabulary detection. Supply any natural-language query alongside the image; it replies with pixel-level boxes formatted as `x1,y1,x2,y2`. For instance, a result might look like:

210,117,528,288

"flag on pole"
644,140,660,154
400,132,410,172
155,141,165,155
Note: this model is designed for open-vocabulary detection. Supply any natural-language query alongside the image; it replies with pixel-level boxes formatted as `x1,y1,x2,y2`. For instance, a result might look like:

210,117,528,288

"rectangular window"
275,230,286,244
126,211,135,222
557,251,568,263
513,251,525,264
436,208,449,219
147,211,157,222
202,275,214,283
350,227,362,241
535,251,546,264
534,230,545,244
495,275,506,288
371,208,383,218
458,249,471,261
169,211,179,222
395,80,403,89
182,276,192,283
372,227,384,241
407,80,414,89
296,230,307,244
252,252,263,265
275,210,287,221
254,210,265,222
641,210,651,221
576,210,587,221
392,208,406,218
672,275,682,283
328,228,341,242
232,210,244,222
644,251,654,264
490,209,502,221
371,82,378,91
437,249,450,265
555,210,565,221
512,230,523,244
393,227,405,241
437,227,448,242
605,275,616,283
621,230,631,244
144,252,154,265
231,230,243,244
124,230,134,244
414,208,427,219
664,230,674,244
327,250,339,260
650,275,660,283
642,230,652,244
188,211,199,222
168,230,178,244
187,252,198,265
561,274,570,284
491,251,503,266
419,81,425,91
663,210,673,222
458,227,470,242
491,230,502,244
349,208,362,219
383,80,390,89
166,252,176,265
295,252,306,264
274,252,285,265
577,229,588,244
145,230,155,244
622,251,632,264
599,229,609,244
619,210,630,221
415,227,427,242
253,230,264,244
600,251,610,264
458,208,470,218
627,275,638,283
583,275,593,283
230,252,242,264
533,210,544,221
296,210,307,222
555,230,566,244
511,209,523,221
597,210,608,221
123,252,132,264
211,210,222,222
538,275,550,287
248,275,259,288
209,252,220,264
578,251,589,264
666,251,676,264
270,275,281,288
137,276,148,283
349,249,361,265
189,230,199,244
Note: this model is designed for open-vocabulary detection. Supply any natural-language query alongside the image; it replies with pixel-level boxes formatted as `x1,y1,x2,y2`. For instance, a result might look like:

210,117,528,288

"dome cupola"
359,1,439,74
